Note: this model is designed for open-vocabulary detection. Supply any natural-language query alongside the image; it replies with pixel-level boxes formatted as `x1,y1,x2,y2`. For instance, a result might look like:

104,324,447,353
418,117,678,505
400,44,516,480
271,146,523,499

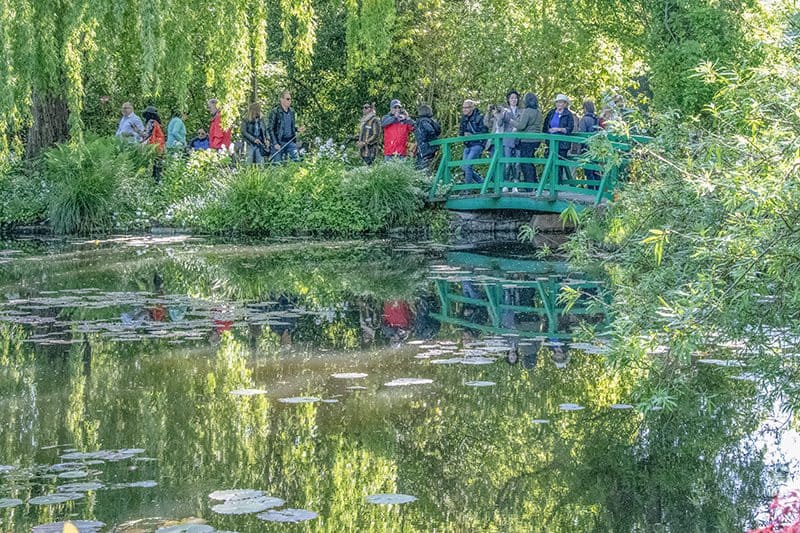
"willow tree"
0,0,99,158
0,0,308,158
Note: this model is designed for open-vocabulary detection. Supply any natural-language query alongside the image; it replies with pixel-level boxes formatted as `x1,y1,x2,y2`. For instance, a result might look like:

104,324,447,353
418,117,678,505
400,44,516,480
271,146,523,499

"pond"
0,236,796,532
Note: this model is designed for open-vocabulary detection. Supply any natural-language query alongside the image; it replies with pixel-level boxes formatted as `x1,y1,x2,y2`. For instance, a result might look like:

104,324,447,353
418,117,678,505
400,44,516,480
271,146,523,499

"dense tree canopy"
0,0,766,157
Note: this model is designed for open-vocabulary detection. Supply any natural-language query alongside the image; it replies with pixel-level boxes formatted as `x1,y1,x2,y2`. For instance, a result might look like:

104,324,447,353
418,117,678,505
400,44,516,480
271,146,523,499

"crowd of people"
115,89,618,183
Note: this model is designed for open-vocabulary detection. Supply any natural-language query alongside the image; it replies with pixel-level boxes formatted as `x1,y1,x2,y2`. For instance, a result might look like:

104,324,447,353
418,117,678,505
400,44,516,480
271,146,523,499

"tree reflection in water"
0,239,785,531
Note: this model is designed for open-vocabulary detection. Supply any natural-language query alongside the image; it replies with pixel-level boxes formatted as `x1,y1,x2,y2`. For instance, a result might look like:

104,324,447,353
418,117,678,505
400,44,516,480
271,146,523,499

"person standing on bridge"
513,92,543,188
381,99,415,161
543,94,575,183
459,99,488,185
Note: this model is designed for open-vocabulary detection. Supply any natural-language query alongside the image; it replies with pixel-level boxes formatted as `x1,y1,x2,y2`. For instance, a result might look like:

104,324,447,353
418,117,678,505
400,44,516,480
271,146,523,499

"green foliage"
167,157,427,235
517,223,537,243
43,137,155,234
645,0,762,114
569,25,800,405
0,163,48,227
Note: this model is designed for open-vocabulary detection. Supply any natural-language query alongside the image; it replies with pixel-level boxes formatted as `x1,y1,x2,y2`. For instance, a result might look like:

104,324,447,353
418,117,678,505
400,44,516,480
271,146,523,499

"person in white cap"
381,99,415,160
543,94,575,183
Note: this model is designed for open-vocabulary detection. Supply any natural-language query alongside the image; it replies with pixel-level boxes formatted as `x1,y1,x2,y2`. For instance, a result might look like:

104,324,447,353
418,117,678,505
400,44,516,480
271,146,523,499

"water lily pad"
610,404,634,410
257,508,318,523
32,520,105,533
112,480,158,489
384,378,433,387
559,403,585,411
58,470,88,479
696,358,746,367
430,358,463,365
331,373,368,379
50,463,84,472
464,381,496,387
155,525,215,533
0,497,23,508
278,397,320,404
60,451,102,460
460,357,496,365
211,496,285,515
29,492,85,505
58,482,105,492
229,389,269,396
209,489,264,501
366,493,418,504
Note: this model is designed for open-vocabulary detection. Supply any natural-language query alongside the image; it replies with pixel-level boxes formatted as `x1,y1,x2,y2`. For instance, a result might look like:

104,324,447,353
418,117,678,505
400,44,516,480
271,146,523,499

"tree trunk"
26,91,70,160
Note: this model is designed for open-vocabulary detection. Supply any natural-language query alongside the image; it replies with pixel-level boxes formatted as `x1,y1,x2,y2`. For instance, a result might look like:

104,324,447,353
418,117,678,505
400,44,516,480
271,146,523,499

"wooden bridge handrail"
429,131,648,151
427,131,645,210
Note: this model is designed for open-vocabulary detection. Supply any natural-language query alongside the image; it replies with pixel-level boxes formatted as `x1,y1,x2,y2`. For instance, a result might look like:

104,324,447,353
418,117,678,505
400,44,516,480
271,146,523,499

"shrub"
170,157,428,235
343,160,425,228
0,163,48,228
43,137,156,234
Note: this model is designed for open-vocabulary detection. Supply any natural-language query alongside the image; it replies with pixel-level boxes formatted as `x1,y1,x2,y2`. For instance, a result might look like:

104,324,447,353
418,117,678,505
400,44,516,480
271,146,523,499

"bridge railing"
427,131,645,205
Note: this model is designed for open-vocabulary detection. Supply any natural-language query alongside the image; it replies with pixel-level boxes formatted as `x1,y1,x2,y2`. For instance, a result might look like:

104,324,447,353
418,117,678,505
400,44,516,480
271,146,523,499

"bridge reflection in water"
430,251,608,342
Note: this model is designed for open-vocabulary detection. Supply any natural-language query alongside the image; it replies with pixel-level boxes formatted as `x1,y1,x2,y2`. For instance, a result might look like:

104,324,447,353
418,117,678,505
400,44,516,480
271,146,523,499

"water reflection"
0,238,791,531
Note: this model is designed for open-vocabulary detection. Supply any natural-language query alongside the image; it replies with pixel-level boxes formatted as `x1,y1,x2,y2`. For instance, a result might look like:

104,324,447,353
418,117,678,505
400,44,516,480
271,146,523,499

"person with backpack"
414,104,441,171
578,99,601,181
513,93,543,187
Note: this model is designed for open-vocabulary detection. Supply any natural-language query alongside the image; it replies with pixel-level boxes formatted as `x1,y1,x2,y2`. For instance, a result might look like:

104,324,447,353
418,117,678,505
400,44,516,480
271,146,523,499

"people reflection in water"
506,340,541,369
550,341,570,369
382,299,412,345
121,272,184,325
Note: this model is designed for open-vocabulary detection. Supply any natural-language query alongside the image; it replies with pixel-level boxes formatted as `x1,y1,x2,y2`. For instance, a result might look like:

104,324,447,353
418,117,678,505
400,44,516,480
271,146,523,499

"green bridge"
431,251,609,340
427,132,648,213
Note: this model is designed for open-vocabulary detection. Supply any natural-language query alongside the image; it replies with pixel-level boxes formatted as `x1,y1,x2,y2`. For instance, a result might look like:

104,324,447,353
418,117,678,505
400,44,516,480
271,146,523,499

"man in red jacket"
207,98,232,150
381,99,415,161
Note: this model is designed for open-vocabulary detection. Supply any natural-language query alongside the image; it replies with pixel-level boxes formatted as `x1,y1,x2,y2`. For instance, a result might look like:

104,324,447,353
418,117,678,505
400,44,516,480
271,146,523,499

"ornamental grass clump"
43,137,155,234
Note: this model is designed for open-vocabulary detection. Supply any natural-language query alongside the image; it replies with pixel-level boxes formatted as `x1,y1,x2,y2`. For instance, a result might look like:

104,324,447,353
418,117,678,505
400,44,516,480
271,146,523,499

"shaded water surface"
0,237,794,531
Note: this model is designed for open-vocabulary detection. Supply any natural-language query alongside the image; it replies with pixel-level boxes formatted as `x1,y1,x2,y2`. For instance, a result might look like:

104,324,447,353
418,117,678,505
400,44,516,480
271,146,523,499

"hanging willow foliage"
0,0,760,156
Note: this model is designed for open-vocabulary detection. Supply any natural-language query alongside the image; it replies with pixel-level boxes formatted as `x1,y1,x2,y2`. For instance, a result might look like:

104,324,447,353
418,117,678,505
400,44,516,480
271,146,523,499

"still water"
0,237,794,532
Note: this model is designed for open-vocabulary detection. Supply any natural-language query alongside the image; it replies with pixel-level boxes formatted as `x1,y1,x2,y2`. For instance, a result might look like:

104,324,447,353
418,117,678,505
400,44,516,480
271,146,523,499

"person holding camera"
381,99,415,161
241,102,268,164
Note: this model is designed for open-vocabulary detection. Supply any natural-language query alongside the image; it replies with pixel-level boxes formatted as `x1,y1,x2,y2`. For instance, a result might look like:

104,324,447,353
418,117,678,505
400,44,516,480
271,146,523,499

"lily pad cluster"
208,489,317,523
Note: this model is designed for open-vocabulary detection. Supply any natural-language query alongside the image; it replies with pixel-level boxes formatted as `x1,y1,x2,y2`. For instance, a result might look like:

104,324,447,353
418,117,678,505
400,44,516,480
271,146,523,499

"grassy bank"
0,137,431,236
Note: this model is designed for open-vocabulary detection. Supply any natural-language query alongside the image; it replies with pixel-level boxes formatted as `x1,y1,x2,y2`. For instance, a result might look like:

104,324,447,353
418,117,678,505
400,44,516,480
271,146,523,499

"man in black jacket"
459,99,488,184
268,91,304,162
